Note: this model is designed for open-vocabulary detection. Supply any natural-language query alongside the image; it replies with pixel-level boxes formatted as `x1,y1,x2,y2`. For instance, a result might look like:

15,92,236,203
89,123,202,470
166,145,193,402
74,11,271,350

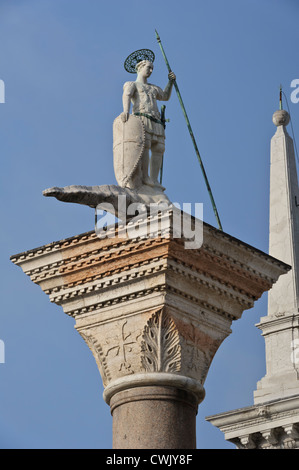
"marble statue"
114,59,176,191
43,50,175,218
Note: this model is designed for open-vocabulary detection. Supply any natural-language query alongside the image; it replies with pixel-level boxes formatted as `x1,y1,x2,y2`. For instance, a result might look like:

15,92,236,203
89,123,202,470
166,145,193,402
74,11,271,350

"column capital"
11,209,290,447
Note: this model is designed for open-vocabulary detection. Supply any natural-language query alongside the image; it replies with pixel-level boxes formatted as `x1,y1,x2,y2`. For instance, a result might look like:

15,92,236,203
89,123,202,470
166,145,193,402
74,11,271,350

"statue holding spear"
44,32,223,231
113,49,176,191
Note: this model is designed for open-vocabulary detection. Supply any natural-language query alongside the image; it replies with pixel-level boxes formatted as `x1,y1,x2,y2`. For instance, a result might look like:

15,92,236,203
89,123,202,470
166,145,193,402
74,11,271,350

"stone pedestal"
11,209,289,448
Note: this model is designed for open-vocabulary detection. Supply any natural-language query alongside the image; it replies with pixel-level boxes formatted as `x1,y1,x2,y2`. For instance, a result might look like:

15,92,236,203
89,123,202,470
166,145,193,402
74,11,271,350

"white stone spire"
205,107,299,450
268,109,299,316
254,108,299,403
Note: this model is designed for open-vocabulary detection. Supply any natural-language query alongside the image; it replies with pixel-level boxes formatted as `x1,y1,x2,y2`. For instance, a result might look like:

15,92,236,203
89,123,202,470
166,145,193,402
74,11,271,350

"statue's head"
124,49,155,74
135,60,154,75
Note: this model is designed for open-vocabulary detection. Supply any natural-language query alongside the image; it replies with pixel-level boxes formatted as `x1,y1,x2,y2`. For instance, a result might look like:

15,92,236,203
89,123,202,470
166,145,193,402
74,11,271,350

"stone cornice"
206,395,299,448
11,214,290,315
256,311,299,336
11,210,290,411
11,213,289,272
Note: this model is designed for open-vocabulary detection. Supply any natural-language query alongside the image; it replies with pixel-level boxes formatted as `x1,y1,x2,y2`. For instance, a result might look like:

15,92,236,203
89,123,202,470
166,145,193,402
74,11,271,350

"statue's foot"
142,177,156,187
152,180,166,191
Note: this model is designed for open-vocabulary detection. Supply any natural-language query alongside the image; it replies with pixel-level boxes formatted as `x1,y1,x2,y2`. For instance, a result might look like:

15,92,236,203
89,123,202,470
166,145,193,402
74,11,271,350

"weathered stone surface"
11,210,288,393
119,59,175,190
206,109,299,449
254,110,299,404
206,396,299,449
111,386,198,449
272,109,290,127
43,184,171,219
11,209,289,448
113,114,145,189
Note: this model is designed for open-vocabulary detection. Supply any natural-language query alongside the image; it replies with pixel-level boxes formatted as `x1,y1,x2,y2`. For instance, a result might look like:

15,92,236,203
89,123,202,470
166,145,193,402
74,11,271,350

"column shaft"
110,386,198,449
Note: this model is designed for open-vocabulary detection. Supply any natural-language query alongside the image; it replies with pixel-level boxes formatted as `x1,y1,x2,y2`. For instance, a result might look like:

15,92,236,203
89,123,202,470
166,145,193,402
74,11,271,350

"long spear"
155,29,223,231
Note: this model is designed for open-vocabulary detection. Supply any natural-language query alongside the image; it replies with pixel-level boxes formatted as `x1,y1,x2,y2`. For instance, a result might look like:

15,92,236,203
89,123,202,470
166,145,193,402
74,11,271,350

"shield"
113,114,145,187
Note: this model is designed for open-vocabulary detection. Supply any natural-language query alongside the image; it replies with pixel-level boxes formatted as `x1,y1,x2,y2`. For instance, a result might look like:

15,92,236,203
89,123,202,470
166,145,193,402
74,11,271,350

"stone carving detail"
141,308,181,373
80,333,111,387
257,405,270,418
233,424,299,449
105,320,136,375
80,320,143,386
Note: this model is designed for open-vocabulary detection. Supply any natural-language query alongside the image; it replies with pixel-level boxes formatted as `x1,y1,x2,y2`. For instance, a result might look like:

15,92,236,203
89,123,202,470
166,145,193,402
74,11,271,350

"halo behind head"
124,49,155,74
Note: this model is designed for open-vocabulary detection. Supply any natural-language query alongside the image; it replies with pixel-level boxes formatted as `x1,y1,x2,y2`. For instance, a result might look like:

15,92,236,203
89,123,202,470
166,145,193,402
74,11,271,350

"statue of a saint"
44,50,175,217
113,51,176,192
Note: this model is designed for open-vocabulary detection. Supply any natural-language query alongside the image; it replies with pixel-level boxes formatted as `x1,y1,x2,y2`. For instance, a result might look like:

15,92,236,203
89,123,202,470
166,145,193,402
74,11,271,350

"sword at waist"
133,112,164,126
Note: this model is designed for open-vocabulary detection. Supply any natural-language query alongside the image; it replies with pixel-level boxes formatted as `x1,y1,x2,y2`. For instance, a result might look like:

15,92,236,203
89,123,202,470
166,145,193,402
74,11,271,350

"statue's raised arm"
161,71,176,101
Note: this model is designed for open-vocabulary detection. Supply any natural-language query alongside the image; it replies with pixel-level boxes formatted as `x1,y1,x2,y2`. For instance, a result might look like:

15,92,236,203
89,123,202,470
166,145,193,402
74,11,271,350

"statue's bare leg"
149,140,165,190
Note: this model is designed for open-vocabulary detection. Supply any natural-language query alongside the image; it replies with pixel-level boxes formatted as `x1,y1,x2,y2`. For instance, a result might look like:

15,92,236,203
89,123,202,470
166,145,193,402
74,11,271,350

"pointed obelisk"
206,98,299,449
254,102,299,403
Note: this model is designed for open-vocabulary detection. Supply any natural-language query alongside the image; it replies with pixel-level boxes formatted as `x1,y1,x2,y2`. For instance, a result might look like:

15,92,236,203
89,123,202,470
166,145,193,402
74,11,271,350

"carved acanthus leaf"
80,333,111,386
141,308,181,373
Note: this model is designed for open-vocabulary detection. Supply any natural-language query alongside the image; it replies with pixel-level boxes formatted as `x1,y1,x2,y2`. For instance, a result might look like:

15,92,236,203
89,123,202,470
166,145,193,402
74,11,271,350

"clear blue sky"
1,0,298,449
